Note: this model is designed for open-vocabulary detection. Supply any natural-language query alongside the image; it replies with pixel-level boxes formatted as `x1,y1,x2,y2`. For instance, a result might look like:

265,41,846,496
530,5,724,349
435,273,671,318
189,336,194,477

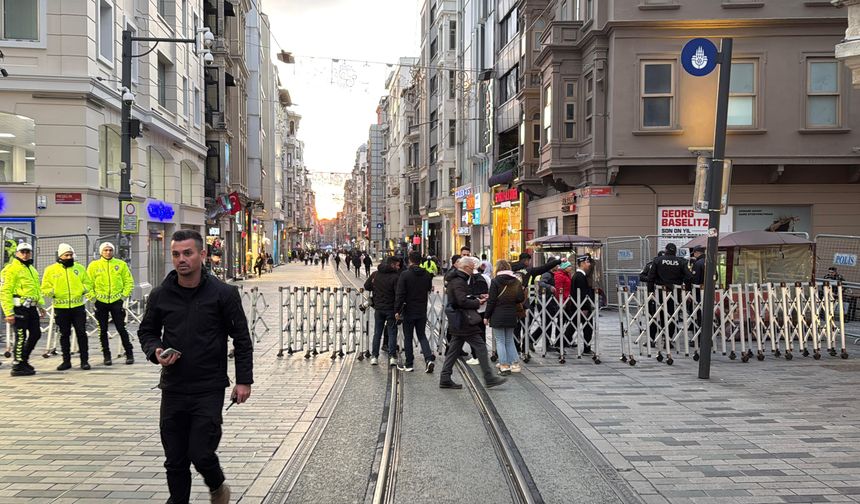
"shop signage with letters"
493,188,519,205
454,185,473,200
55,193,82,204
561,192,577,213
576,186,613,199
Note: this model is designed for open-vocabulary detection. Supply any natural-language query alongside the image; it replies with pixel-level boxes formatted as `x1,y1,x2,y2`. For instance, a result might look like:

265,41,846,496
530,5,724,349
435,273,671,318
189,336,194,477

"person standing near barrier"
440,256,505,389
138,229,252,504
690,246,706,285
511,252,562,289
394,251,435,373
2,243,45,376
647,243,691,343
485,260,525,375
573,256,595,355
553,262,576,349
365,256,401,366
464,261,491,365
87,242,135,366
41,244,93,371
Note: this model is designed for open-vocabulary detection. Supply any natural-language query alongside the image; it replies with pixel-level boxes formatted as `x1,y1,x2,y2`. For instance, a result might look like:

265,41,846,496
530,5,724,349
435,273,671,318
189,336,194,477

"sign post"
681,37,732,380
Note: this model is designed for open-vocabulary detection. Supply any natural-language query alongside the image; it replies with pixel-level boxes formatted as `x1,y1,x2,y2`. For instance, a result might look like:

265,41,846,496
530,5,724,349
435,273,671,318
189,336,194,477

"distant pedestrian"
266,253,274,273
334,253,342,271
40,244,93,371
138,230,253,504
394,251,435,372
363,254,372,277
439,257,505,389
254,255,264,277
485,260,525,375
87,242,135,365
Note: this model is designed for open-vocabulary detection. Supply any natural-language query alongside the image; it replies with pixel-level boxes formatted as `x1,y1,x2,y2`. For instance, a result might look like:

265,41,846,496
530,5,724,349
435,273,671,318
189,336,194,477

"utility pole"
118,28,213,263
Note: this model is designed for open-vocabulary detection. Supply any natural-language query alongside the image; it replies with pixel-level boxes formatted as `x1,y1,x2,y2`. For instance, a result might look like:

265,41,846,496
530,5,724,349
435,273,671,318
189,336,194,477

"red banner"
228,192,242,214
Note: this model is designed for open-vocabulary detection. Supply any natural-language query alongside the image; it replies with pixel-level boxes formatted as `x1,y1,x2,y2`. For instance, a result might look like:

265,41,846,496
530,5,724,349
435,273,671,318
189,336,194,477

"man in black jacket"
647,243,692,342
394,252,435,372
511,252,563,289
365,256,401,366
439,257,505,389
138,230,253,504
573,256,595,354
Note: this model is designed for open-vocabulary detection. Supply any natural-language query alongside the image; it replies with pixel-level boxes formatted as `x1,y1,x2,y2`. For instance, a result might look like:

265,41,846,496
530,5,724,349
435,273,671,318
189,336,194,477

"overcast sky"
265,0,421,219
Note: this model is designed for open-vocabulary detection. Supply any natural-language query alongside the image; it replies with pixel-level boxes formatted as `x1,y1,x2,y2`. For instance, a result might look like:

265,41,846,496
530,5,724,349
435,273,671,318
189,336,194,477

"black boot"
125,355,134,365
11,362,35,376
103,354,113,366
56,360,72,371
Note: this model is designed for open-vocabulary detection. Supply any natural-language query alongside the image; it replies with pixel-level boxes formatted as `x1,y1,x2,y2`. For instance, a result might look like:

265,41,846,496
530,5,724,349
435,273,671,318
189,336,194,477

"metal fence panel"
604,236,647,306
36,235,90,271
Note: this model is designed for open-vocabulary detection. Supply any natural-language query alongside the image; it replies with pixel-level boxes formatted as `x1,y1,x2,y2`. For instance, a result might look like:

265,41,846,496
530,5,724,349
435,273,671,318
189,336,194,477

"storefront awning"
488,170,515,187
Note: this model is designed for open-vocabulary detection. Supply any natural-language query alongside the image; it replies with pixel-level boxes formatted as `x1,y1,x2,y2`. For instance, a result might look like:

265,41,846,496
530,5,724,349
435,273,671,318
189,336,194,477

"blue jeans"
492,327,518,366
372,309,397,358
402,316,434,367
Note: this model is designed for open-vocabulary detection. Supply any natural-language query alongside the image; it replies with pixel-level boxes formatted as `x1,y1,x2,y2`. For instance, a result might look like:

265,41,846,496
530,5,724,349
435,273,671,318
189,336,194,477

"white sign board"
657,206,733,257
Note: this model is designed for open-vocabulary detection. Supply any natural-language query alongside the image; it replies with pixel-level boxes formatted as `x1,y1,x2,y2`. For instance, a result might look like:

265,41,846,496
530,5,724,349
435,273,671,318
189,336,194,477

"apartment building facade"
0,0,208,288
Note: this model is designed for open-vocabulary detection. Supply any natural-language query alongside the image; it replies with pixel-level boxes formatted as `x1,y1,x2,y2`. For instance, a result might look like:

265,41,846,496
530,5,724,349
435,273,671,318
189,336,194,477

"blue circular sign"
681,38,719,77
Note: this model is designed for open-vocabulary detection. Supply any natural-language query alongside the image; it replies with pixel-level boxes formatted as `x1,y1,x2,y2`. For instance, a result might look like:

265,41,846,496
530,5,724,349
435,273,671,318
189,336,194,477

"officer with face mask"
1,243,45,376
41,244,93,371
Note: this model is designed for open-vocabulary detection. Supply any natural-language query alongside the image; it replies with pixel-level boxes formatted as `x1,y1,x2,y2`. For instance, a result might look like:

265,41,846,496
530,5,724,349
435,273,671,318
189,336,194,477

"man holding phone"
138,230,253,504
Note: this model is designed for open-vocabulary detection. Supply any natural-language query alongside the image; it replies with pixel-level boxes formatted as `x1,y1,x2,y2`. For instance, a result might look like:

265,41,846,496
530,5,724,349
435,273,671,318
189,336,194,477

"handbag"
500,283,527,319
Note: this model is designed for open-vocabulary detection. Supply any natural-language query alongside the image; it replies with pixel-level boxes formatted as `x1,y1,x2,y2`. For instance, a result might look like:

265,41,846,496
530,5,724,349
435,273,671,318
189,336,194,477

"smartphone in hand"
160,348,182,359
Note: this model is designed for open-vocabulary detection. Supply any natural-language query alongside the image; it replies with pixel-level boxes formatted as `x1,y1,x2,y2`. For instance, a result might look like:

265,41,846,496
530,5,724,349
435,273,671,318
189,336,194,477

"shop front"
491,187,523,266
454,185,474,253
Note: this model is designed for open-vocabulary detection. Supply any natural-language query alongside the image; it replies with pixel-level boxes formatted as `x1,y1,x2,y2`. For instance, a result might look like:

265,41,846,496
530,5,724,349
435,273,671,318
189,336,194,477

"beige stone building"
0,0,208,288
508,0,860,252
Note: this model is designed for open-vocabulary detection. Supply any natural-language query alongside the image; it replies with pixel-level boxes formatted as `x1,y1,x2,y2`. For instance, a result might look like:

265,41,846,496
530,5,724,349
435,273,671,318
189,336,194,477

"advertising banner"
733,206,811,236
657,206,732,256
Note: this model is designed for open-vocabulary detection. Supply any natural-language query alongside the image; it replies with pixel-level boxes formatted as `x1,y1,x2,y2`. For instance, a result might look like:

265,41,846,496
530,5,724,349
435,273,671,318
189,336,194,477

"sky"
266,0,421,219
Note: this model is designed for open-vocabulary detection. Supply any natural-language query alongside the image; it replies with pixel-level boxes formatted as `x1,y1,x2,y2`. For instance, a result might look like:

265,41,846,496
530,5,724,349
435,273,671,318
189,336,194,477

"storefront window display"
491,187,523,266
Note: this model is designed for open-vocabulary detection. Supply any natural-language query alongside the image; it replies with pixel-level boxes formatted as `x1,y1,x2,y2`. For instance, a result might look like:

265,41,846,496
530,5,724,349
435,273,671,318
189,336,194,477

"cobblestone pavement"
0,263,344,503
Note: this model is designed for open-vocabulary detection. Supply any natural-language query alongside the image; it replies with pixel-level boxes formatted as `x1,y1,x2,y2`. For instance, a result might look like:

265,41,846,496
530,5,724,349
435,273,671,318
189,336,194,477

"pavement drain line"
259,353,356,504
518,368,648,504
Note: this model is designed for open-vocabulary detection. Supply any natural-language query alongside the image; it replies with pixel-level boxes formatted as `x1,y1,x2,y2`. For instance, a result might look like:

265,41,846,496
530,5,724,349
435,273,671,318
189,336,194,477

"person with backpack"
484,260,526,375
364,256,401,366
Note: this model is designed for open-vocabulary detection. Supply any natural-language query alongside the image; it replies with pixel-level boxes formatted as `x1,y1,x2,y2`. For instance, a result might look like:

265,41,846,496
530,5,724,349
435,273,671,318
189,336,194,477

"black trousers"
95,300,133,357
364,265,370,277
354,264,361,277
402,316,434,367
55,306,88,363
12,306,40,363
161,390,226,504
440,327,494,383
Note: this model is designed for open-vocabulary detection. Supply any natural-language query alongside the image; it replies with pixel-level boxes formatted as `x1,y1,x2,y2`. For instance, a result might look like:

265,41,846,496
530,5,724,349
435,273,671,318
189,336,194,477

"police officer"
1,243,45,376
41,244,93,371
647,243,692,342
689,245,706,285
87,242,135,365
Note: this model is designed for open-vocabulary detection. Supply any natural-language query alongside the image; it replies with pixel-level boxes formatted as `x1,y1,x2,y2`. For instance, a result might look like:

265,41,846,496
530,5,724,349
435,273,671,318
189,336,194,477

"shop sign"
55,192,82,204
561,191,576,213
208,227,221,236
457,226,471,235
617,249,634,261
576,186,613,199
428,211,441,218
454,185,473,201
494,188,519,205
413,236,421,245
834,253,857,267
147,200,175,222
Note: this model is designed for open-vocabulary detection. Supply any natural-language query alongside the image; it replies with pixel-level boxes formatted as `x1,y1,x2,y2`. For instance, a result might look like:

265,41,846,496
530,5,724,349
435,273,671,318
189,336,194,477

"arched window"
181,161,193,206
289,121,295,136
99,125,121,190
149,147,165,200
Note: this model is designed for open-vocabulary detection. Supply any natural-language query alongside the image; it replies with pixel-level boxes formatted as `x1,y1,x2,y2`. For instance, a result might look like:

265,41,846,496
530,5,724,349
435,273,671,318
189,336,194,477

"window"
449,20,456,51
158,58,169,108
1,0,40,41
98,125,121,190
728,61,756,128
429,179,438,198
500,67,518,103
641,62,674,128
499,8,518,48
181,0,188,36
430,37,438,59
564,81,576,140
543,84,552,143
538,217,558,237
806,59,840,128
585,75,593,136
157,0,176,25
429,144,437,164
449,70,456,99
193,87,201,126
98,0,114,63
205,141,220,183
448,119,456,148
429,3,436,24
149,147,166,200
182,77,189,118
532,123,540,158
584,0,594,21
181,162,193,205
430,74,438,96
192,11,199,41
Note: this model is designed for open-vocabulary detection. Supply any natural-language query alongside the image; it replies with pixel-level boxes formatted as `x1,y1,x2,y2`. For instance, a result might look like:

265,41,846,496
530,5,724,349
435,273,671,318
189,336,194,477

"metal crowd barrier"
241,286,270,346
518,285,602,365
617,281,849,366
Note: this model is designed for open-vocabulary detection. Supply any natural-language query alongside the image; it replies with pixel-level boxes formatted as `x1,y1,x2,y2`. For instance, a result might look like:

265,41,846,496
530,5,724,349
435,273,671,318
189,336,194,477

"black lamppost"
117,27,214,262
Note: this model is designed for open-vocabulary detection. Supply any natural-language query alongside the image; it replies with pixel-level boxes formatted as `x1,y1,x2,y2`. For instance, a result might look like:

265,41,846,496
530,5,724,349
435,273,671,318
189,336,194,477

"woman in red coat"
553,262,574,301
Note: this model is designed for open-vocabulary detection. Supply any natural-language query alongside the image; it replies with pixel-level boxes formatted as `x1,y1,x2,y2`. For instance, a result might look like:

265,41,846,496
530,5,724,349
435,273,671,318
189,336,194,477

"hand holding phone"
160,348,181,359
156,347,181,367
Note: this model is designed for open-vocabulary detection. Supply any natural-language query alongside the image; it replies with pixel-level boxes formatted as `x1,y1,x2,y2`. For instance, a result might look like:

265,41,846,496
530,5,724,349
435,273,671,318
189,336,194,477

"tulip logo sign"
681,38,718,77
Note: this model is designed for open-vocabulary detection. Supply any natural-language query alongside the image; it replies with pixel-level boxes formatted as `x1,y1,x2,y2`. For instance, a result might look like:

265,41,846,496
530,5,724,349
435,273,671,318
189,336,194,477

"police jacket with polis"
446,269,482,336
41,260,92,309
0,257,44,315
394,265,432,318
647,253,692,291
364,263,399,312
87,257,134,303
137,269,254,394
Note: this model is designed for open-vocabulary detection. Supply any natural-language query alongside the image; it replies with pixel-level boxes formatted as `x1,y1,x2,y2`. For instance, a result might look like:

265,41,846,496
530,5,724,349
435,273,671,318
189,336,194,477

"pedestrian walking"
394,251,435,373
334,253,341,271
365,256,401,366
254,254,264,277
352,254,361,278
138,230,252,504
573,256,595,354
363,253,372,278
484,260,526,375
464,262,491,365
40,244,93,371
87,242,135,365
266,253,274,273
2,243,45,376
439,256,505,389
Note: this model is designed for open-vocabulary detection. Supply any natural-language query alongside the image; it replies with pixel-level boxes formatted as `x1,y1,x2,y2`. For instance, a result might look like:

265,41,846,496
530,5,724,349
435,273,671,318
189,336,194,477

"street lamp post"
118,28,213,262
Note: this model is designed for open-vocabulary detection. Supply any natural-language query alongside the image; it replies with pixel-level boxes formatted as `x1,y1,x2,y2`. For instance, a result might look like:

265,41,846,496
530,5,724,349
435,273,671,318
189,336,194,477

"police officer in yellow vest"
87,242,135,365
41,244,93,371
1,242,45,376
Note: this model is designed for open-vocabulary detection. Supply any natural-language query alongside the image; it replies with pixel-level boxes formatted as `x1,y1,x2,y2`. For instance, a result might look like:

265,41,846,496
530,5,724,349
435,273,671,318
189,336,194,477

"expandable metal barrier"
617,281,849,366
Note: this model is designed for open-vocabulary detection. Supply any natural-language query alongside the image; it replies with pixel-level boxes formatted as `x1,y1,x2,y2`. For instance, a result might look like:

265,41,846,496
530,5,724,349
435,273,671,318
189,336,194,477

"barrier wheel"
364,350,371,358
559,358,566,364
841,351,849,359
785,351,793,361
594,358,602,365
757,352,765,361
813,351,821,360
729,351,737,360
3,351,10,358
629,358,637,366
774,350,781,358
357,354,364,361
802,349,809,358
304,352,311,359
829,349,837,357
491,352,498,362
693,352,700,362
523,354,531,363
666,358,674,366
741,354,749,363
312,349,318,356
330,352,337,360
277,350,284,358
656,353,664,363
621,355,628,363
42,352,51,358
338,350,344,358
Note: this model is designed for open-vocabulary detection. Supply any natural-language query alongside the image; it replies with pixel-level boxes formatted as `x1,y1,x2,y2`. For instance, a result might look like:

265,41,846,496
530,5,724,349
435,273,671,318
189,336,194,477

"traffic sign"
681,38,718,77
121,201,139,234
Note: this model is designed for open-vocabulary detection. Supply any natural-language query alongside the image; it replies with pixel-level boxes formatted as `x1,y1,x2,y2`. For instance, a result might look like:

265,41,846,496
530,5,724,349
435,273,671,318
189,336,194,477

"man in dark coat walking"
138,230,253,504
365,256,401,366
394,251,435,372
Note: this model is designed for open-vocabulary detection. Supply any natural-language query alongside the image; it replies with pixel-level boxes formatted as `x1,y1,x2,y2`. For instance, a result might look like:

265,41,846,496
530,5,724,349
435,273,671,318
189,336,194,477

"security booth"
527,234,605,304
683,230,815,287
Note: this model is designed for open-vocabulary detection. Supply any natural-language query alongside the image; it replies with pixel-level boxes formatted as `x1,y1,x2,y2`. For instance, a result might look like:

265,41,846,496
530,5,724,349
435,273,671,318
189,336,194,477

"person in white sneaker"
484,260,525,376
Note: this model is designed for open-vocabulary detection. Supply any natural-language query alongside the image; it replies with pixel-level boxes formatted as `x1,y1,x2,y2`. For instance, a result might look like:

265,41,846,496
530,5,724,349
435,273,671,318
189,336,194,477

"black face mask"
17,256,33,266
58,257,75,268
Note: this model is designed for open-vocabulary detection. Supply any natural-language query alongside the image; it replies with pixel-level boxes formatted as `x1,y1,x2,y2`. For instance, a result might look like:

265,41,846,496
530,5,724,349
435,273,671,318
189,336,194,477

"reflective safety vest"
86,257,134,303
0,258,44,315
420,259,438,276
41,262,92,309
